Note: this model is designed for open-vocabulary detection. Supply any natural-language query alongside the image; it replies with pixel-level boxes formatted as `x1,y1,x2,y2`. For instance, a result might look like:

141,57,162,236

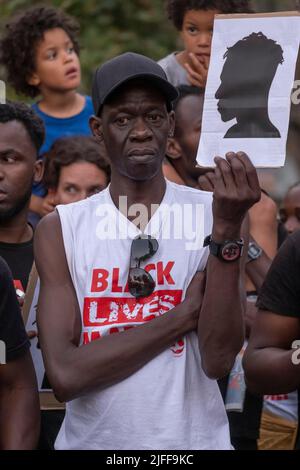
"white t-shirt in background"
158,53,189,87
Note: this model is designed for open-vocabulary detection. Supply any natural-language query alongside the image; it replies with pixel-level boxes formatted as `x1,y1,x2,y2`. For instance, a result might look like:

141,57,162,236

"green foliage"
0,0,298,100
0,0,177,99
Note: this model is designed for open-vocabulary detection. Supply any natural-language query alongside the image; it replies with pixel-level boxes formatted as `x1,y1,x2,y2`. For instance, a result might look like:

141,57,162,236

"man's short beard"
0,184,32,223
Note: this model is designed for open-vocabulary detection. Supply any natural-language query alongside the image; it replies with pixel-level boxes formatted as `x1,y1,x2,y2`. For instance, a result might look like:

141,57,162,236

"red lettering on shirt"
87,263,183,354
112,268,123,293
144,263,156,275
90,262,176,293
265,394,289,401
171,338,185,357
91,269,109,292
83,290,182,327
13,280,24,293
83,330,101,344
157,262,175,285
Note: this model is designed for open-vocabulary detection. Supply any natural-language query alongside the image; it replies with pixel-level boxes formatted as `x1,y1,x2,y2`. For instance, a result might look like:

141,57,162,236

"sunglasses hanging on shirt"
128,235,159,299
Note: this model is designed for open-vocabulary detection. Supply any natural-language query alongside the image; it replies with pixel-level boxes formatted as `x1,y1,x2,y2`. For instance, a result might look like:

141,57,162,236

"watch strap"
203,235,244,261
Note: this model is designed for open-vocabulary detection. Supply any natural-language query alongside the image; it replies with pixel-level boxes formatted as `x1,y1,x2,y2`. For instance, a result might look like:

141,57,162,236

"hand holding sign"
200,152,261,239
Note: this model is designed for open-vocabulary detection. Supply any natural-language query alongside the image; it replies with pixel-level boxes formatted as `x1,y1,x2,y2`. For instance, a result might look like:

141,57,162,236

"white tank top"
55,181,232,450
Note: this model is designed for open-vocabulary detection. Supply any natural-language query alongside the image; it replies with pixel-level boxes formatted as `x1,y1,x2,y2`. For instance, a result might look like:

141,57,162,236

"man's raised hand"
211,152,261,240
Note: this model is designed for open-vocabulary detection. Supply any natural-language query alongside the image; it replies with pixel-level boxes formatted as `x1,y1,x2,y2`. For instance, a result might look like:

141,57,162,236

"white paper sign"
197,13,300,168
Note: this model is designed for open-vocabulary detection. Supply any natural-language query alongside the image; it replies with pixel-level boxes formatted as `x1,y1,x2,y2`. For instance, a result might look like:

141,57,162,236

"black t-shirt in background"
220,219,290,444
257,230,300,316
257,229,300,449
0,238,34,294
0,256,29,362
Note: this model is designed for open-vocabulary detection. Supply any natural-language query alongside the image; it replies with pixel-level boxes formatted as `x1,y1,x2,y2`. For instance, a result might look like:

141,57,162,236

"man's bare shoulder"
35,211,61,242
34,211,71,284
34,211,64,265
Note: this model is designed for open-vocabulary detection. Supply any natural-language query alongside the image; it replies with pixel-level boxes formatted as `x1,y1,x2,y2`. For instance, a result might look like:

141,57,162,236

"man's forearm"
245,250,271,291
244,348,300,395
42,298,198,403
198,256,244,380
0,387,40,449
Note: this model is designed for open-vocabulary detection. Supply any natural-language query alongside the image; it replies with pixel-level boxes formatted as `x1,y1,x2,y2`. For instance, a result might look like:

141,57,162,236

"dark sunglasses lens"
131,237,158,263
128,268,155,298
149,237,159,254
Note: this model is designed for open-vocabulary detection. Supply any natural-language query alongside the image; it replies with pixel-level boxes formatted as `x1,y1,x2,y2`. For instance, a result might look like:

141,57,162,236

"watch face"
221,242,241,262
249,245,260,258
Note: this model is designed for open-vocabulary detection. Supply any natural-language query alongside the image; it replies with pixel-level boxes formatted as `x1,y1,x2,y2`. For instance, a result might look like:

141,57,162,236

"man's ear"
33,159,44,184
166,136,182,161
166,110,181,160
27,72,41,87
90,115,104,144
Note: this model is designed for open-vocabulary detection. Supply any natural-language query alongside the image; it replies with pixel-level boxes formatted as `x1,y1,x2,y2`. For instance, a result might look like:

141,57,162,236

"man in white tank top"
34,52,261,450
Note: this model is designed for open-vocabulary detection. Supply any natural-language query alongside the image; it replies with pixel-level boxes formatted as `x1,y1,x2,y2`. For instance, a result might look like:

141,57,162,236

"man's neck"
109,171,167,229
0,210,33,244
183,173,199,189
168,160,197,189
38,89,85,118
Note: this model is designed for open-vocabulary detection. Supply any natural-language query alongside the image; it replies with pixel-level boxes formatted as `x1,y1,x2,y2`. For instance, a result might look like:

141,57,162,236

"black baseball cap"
92,52,178,115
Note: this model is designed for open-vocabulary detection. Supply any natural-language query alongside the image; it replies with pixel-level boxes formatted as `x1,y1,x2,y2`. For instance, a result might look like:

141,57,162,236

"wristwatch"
203,235,244,262
247,241,263,263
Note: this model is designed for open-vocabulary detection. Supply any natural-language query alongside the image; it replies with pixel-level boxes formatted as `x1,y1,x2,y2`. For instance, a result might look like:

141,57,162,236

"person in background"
164,85,205,187
159,0,253,88
0,102,44,297
0,101,65,450
0,256,39,449
0,102,58,449
254,182,300,450
0,6,94,220
279,182,300,235
244,229,300,450
43,136,110,207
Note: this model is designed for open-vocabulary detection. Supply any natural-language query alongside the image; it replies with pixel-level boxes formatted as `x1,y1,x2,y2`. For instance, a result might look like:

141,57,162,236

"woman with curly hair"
0,6,94,218
159,0,253,88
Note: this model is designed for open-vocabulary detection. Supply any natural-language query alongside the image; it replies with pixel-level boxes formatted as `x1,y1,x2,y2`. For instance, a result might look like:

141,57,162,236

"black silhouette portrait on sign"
215,32,284,139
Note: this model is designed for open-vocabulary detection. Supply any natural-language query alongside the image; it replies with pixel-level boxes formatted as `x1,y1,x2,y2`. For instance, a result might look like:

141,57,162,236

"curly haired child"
0,6,94,218
159,0,253,88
